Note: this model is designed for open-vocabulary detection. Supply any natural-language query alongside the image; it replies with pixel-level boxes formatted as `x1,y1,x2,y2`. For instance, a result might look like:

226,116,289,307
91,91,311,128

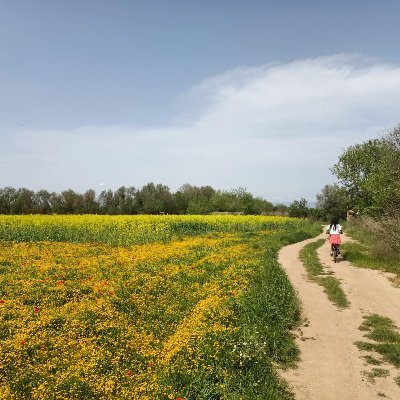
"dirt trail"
278,230,400,400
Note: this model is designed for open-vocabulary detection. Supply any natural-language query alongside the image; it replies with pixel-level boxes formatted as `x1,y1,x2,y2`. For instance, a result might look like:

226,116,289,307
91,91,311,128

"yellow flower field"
0,214,304,245
0,215,320,399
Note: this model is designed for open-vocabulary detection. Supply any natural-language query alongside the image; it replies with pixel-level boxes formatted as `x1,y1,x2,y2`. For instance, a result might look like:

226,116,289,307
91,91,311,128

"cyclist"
326,218,343,256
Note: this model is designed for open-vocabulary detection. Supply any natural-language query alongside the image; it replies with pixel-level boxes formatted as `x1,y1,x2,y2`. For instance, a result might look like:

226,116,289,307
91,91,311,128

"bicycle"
331,243,340,263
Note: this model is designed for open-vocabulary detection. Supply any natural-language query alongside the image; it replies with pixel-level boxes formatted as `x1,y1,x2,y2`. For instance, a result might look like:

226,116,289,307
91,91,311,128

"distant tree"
11,188,35,214
228,188,254,214
49,192,63,214
33,190,53,214
174,190,189,214
272,203,289,216
116,186,138,214
316,184,350,221
0,187,16,214
58,189,84,214
136,183,176,214
113,187,126,214
0,183,278,216
288,198,309,218
177,184,215,214
211,190,238,212
99,189,117,214
384,123,400,150
82,189,100,214
253,197,274,215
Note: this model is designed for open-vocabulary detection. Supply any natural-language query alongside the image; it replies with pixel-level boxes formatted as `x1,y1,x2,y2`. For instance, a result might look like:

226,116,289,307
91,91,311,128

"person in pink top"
326,217,343,256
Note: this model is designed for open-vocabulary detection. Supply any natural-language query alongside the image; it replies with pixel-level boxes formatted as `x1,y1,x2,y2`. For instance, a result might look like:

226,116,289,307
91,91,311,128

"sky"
1,0,400,203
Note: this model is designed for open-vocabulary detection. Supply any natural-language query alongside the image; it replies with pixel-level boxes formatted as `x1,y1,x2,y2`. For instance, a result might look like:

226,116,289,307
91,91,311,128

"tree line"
0,183,289,216
313,124,400,221
5,125,397,218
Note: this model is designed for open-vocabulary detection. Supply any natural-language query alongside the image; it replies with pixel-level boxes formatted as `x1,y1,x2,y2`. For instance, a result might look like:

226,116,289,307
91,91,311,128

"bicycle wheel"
333,246,338,263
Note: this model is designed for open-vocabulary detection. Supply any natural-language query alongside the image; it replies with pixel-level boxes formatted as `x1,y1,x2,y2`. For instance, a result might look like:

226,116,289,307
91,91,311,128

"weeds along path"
278,230,400,400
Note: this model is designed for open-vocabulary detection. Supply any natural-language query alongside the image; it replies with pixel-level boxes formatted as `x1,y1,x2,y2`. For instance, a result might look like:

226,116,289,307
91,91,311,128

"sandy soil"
278,229,400,400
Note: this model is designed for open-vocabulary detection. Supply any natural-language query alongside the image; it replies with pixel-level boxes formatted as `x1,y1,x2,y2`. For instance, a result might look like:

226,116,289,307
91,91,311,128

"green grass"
209,222,316,399
299,239,349,308
363,368,390,383
342,223,400,280
299,239,325,277
363,355,382,365
356,314,400,369
341,242,400,277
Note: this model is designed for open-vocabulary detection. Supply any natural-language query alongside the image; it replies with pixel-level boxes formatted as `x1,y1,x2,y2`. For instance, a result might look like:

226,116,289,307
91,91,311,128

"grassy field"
0,215,320,399
356,314,400,386
342,220,400,283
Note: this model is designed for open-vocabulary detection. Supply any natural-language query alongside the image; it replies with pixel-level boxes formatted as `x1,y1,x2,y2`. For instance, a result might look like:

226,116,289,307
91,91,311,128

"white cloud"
2,54,400,202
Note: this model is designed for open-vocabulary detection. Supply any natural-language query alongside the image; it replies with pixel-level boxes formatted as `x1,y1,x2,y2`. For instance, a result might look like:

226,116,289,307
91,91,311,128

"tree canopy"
0,184,275,216
315,184,350,221
331,125,400,216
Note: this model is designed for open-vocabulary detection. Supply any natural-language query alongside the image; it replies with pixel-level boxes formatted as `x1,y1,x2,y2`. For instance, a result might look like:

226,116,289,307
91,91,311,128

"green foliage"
288,198,309,218
363,355,382,365
315,184,350,221
342,218,400,278
362,368,390,383
331,125,400,216
271,203,289,216
299,239,325,277
0,184,276,216
356,314,400,369
299,239,349,308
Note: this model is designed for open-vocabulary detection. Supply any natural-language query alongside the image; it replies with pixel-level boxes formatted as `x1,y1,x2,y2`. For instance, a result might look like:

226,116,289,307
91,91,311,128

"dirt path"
278,230,400,400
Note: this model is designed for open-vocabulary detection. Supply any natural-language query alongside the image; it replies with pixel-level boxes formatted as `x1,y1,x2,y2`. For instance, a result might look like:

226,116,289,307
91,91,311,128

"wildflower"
0,299,5,304
34,306,40,314
20,340,27,345
127,370,133,376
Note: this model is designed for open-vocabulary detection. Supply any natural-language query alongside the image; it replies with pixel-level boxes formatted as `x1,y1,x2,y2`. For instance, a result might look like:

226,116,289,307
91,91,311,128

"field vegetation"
0,215,320,399
342,217,400,284
298,239,349,309
356,314,400,386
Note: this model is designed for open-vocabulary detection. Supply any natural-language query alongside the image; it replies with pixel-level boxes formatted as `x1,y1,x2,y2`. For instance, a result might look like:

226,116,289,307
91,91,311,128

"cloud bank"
3,55,400,202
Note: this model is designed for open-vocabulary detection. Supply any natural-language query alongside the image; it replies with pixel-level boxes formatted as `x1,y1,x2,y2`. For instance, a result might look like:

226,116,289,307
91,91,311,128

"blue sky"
2,0,400,203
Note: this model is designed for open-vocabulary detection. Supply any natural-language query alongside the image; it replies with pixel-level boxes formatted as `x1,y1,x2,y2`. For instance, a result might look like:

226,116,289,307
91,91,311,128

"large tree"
288,198,309,218
331,126,400,215
316,184,350,221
